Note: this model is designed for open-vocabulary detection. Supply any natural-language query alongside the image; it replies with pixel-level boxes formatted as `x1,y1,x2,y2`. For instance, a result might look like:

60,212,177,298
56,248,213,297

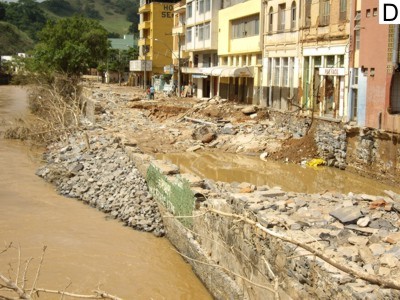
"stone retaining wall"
268,110,400,184
142,159,400,299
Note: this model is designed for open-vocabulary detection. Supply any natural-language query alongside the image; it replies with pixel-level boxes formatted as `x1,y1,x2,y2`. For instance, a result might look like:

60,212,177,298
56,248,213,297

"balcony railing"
138,21,151,31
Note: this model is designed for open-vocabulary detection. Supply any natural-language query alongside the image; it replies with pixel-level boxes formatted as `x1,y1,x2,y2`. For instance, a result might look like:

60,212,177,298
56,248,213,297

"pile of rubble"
36,132,165,237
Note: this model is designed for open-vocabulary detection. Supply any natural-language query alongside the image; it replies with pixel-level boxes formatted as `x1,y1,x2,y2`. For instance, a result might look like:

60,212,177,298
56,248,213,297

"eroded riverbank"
0,86,212,299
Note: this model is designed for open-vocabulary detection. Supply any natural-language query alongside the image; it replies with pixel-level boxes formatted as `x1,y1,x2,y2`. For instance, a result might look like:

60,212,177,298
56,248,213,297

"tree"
0,2,6,21
41,0,75,17
4,0,47,41
31,16,109,77
106,47,138,85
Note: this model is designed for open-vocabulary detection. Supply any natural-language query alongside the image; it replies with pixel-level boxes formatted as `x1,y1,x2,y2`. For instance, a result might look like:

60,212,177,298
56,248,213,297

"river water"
0,86,212,299
158,147,400,196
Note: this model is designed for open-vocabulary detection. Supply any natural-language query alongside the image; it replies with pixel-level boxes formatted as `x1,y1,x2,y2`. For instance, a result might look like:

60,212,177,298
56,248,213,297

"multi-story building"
135,0,179,87
349,0,400,132
181,0,220,98
172,0,189,86
261,0,350,119
299,0,350,120
262,0,301,109
216,0,262,104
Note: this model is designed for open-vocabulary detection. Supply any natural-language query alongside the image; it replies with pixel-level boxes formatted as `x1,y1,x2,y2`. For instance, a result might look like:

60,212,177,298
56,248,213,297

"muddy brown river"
0,86,212,299
157,146,400,196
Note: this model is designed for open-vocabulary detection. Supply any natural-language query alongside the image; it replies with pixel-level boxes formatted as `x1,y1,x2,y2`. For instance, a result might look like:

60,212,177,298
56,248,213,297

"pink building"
356,0,400,132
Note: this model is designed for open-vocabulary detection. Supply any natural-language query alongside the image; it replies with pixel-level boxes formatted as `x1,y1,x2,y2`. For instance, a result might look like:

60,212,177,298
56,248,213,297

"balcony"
138,3,150,13
138,38,149,47
138,21,151,31
174,0,186,12
172,25,185,35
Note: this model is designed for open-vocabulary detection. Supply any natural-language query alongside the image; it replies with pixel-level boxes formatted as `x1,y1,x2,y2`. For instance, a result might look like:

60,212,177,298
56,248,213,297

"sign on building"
129,60,153,71
163,65,174,74
319,68,345,76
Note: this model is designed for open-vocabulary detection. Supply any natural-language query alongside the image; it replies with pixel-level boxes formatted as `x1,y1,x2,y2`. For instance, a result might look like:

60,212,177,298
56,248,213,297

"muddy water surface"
0,86,211,299
158,152,400,196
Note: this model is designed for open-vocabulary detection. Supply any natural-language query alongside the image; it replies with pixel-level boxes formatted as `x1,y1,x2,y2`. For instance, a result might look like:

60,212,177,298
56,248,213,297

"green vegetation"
0,21,34,54
29,16,109,77
3,0,48,41
0,0,138,47
39,0,139,36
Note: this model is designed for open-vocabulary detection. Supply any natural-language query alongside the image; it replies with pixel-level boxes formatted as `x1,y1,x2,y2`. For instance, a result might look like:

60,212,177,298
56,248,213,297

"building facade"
262,0,301,110
181,0,220,98
349,0,400,132
172,0,189,86
217,0,262,104
136,0,179,87
262,0,350,121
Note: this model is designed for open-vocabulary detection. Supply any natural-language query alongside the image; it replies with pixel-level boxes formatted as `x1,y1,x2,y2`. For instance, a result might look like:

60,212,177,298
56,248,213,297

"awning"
203,66,254,77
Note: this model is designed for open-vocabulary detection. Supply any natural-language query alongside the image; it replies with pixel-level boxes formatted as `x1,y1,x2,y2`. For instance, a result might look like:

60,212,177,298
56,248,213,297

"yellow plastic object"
306,158,326,167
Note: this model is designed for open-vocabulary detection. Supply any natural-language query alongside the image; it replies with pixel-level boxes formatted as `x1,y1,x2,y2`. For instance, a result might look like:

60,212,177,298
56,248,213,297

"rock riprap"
36,133,165,237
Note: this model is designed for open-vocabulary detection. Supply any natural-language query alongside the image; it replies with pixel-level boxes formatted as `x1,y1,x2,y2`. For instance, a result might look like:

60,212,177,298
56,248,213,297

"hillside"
39,0,139,36
0,21,34,55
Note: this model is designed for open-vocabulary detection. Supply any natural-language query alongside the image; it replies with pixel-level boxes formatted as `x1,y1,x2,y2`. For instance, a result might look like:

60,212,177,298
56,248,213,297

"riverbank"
0,85,213,300
33,83,400,299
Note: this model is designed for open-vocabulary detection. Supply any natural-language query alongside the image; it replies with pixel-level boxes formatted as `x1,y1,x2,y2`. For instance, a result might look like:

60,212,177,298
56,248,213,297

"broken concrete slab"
330,206,363,224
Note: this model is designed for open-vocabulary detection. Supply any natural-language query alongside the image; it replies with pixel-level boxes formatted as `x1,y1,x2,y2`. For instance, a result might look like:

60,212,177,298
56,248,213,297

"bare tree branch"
206,208,400,291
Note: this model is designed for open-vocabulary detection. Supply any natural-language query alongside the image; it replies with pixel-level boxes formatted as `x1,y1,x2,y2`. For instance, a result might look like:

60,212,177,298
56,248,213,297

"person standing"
150,85,155,100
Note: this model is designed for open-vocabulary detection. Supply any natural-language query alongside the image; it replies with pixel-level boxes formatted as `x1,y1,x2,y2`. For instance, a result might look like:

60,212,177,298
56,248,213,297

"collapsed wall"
268,110,400,185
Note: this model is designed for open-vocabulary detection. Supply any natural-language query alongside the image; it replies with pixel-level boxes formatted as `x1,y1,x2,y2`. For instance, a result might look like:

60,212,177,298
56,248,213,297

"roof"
108,35,138,50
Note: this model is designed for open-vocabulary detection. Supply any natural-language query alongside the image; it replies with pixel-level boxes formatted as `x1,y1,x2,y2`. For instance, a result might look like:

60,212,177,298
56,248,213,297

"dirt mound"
269,127,319,163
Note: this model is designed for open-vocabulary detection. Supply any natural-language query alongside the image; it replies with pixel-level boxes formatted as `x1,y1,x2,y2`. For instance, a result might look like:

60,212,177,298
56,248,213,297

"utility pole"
177,32,181,98
143,44,148,89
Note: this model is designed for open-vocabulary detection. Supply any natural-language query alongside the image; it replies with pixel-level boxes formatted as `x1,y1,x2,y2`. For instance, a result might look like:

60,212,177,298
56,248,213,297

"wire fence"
146,164,195,228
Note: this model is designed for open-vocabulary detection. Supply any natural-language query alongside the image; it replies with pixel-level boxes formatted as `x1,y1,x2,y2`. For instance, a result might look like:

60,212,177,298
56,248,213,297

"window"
197,0,204,14
390,73,400,113
274,58,280,85
269,7,273,33
257,54,262,65
319,0,330,26
198,24,204,40
203,54,211,67
291,2,296,30
340,0,347,21
267,58,272,87
204,23,210,40
205,0,211,12
366,9,371,18
231,14,260,39
373,8,378,16
370,68,375,76
305,0,311,27
354,11,361,50
326,56,335,67
278,4,286,32
289,58,295,93
282,58,289,87
186,27,192,42
187,2,193,18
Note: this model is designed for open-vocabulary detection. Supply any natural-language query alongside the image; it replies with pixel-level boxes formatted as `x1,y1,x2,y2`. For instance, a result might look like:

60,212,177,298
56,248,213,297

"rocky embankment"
36,133,165,237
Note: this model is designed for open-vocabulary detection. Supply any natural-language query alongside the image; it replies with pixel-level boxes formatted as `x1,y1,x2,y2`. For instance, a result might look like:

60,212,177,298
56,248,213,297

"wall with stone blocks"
141,158,400,299
268,110,400,184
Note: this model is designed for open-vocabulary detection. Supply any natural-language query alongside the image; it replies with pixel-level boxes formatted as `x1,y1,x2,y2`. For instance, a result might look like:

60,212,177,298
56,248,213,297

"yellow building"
136,0,179,87
217,0,262,104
